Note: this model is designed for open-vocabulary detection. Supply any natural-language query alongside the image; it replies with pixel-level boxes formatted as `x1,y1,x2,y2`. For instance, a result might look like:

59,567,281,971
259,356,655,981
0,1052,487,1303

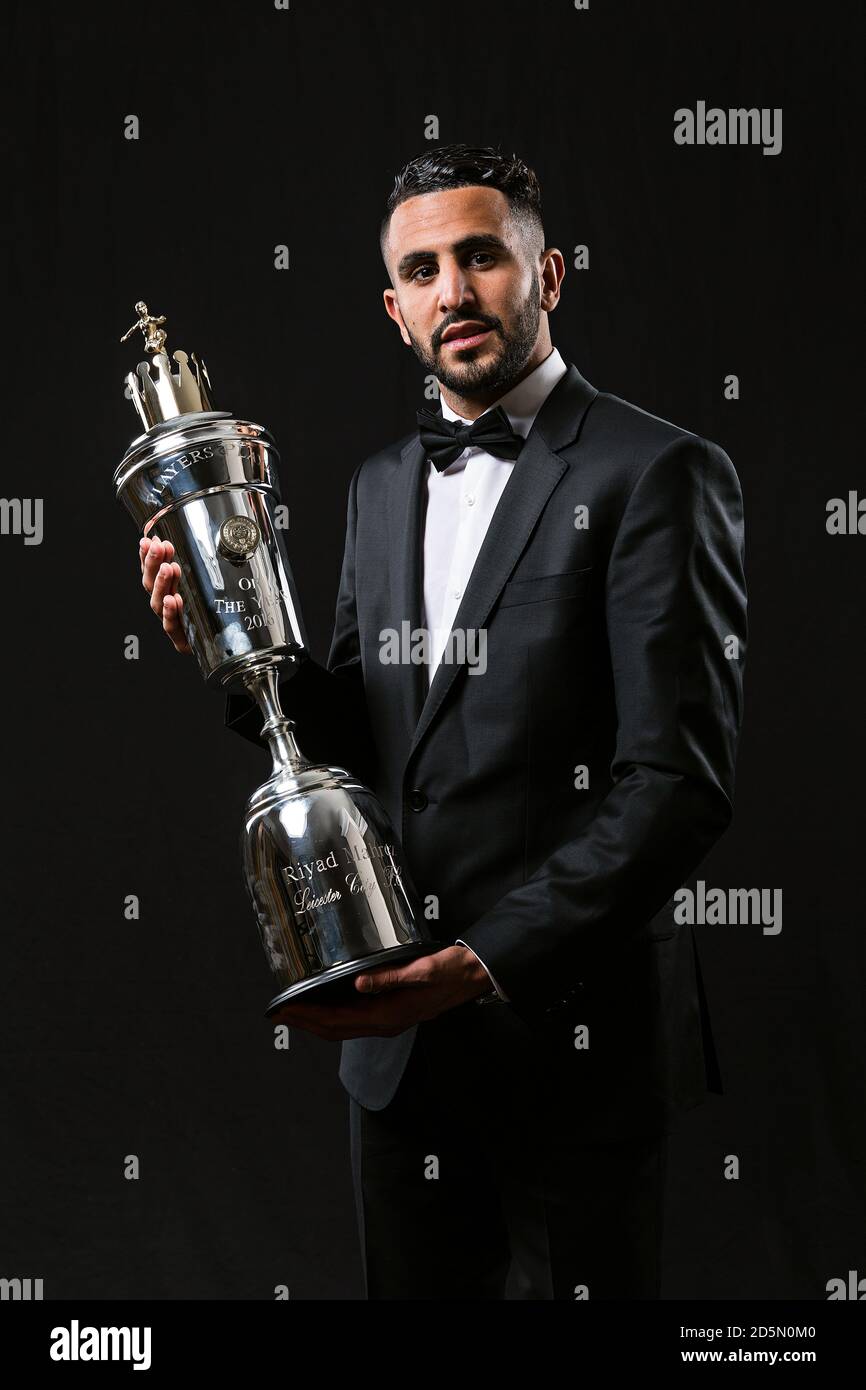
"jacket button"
407,788,428,812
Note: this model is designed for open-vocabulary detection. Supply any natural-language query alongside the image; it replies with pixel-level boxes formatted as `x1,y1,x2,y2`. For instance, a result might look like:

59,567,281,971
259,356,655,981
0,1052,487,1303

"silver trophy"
115,302,434,1013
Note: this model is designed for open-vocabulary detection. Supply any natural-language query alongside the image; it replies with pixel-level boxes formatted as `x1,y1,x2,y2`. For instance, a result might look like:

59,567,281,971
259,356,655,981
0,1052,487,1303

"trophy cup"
115,302,434,1013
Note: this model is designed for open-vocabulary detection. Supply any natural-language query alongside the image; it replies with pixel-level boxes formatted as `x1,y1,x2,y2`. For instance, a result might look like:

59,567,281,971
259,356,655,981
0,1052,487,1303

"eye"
410,251,496,283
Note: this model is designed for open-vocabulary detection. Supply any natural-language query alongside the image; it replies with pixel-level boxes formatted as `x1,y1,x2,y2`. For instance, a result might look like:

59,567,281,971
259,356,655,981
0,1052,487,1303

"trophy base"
263,941,442,1015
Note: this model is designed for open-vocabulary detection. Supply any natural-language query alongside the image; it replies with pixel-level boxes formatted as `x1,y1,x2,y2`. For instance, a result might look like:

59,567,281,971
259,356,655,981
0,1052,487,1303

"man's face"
382,185,544,397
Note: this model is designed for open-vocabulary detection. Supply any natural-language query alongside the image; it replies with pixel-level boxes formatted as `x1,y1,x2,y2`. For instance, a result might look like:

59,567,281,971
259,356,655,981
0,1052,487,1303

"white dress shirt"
420,346,570,1002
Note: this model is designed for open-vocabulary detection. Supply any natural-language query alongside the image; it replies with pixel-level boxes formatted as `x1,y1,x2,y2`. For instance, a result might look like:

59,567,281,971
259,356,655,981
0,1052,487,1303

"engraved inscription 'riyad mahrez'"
217,515,261,565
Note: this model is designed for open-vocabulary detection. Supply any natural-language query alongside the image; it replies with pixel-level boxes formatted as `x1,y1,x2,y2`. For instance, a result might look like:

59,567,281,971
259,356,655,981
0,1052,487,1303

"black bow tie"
416,403,524,472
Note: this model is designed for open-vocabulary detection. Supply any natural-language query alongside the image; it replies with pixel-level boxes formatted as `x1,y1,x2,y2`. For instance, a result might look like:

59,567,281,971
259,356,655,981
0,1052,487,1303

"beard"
404,273,542,397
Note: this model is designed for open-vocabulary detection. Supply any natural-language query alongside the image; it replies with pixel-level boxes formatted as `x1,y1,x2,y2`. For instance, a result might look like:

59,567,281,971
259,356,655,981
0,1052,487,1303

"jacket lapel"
387,433,428,743
386,361,598,758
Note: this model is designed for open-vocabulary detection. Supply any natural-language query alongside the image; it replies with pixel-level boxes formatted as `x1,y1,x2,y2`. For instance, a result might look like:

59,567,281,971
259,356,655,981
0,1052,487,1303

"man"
141,143,747,1300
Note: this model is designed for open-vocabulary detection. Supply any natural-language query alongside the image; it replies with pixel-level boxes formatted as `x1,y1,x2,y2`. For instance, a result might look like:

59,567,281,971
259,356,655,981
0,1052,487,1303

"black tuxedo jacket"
225,361,747,1141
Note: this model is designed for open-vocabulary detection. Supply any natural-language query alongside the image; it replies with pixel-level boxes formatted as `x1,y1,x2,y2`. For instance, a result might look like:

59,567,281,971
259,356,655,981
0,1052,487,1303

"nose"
436,258,476,317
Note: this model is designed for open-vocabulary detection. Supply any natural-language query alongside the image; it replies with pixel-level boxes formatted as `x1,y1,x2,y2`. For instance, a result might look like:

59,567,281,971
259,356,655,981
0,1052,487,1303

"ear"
539,247,566,313
383,288,412,346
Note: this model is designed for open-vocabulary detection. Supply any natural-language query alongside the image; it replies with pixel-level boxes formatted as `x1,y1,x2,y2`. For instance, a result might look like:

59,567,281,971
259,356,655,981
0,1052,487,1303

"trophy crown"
121,301,215,429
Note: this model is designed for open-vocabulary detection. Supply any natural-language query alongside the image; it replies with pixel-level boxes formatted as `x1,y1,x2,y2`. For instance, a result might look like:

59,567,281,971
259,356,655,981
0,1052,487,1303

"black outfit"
224,361,747,1299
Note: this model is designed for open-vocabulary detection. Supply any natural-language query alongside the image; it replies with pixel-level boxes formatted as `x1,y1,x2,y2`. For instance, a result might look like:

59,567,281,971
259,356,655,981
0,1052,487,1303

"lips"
441,323,492,349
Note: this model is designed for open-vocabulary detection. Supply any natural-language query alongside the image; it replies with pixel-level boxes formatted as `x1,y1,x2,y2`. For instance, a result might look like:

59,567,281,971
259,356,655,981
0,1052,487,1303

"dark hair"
380,142,545,266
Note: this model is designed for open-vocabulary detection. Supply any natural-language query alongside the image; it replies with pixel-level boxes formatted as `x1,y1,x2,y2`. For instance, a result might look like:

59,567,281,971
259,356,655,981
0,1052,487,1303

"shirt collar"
439,345,568,438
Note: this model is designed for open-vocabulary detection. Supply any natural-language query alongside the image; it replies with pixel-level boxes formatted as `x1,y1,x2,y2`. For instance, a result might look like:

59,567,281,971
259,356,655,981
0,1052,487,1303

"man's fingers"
355,968,401,993
355,957,433,993
162,592,191,653
269,1005,353,1040
140,534,189,653
149,561,174,615
141,534,163,590
270,996,416,1039
140,535,176,592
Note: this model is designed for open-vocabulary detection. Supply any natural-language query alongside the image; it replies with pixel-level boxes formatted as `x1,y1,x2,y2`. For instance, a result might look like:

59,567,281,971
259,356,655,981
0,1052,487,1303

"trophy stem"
264,721,309,778
239,659,310,776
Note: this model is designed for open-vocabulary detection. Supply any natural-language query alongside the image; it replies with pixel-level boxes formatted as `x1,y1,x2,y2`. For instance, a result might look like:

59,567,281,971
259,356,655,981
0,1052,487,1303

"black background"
1,0,863,1299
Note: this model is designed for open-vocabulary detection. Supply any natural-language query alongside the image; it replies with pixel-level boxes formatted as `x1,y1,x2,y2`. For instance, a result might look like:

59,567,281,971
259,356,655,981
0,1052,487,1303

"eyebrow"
396,233,509,280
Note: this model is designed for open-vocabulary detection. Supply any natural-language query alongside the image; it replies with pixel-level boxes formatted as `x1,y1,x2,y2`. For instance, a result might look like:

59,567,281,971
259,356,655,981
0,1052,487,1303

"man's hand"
139,533,191,653
269,944,493,1040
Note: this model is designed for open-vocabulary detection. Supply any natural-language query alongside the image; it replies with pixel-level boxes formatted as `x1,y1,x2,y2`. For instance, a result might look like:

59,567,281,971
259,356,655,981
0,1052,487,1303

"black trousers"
348,1019,669,1300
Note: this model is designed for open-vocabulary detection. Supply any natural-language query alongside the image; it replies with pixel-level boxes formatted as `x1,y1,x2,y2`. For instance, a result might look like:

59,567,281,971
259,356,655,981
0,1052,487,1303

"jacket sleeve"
223,462,378,785
456,433,747,1023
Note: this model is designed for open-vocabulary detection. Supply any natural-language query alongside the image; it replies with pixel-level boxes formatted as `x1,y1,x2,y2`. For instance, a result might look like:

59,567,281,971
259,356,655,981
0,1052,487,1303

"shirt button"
453,589,462,600
407,788,428,812
466,495,475,506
